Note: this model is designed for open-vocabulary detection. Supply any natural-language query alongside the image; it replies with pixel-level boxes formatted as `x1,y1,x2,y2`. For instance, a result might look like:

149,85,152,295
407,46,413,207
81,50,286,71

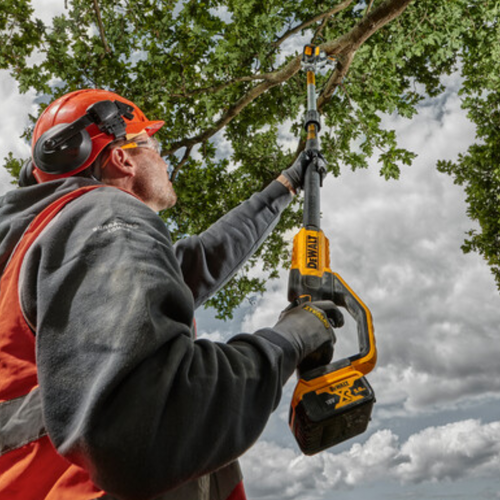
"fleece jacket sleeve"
174,180,292,308
30,186,299,500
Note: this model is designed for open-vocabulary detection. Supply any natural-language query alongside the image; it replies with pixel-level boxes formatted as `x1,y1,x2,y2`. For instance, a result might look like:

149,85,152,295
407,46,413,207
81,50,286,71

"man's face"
120,134,177,212
131,146,177,212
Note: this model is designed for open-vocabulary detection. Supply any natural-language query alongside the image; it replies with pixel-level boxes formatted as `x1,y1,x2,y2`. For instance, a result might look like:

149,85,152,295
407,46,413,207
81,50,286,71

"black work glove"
281,150,328,192
271,300,344,372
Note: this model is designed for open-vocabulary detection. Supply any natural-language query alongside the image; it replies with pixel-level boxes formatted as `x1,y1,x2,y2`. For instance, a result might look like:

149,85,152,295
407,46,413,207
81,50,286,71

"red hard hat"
31,89,164,183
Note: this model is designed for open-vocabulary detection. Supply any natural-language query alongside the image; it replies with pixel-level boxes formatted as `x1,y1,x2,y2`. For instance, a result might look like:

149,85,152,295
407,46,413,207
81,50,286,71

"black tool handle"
303,133,321,230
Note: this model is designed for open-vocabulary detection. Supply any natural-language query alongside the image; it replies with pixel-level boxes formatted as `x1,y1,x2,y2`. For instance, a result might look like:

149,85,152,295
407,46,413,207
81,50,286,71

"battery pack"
290,366,375,455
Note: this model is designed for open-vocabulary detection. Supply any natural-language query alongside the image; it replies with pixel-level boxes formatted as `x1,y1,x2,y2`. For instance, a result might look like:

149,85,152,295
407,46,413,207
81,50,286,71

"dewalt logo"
303,305,330,329
306,234,319,269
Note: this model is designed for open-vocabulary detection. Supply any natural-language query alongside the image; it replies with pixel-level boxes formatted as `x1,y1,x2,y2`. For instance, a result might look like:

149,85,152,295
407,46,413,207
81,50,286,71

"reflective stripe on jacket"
0,186,107,499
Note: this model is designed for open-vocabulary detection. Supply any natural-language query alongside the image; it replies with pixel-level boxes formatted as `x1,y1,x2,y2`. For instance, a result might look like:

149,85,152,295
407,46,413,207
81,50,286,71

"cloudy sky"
1,2,500,499
198,73,500,500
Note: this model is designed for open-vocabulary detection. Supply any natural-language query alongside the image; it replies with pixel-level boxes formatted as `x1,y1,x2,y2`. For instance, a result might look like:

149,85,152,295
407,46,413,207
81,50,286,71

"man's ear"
106,147,138,178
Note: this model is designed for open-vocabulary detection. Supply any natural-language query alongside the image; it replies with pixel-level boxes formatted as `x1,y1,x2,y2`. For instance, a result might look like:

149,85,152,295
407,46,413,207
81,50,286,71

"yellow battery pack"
290,361,375,455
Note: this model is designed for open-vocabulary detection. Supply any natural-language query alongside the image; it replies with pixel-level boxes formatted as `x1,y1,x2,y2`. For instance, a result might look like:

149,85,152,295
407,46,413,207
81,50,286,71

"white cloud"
241,440,328,500
0,71,38,194
192,71,500,498
372,364,500,417
196,329,225,342
316,81,500,415
397,419,500,483
32,0,66,25
241,272,290,332
242,419,500,499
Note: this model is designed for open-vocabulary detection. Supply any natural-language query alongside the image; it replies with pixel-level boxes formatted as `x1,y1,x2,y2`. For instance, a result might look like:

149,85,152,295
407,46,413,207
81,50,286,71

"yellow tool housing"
288,228,377,455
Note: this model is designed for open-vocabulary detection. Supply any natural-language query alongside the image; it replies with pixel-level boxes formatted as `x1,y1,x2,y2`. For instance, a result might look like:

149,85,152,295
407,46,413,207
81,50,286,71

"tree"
436,1,500,291
1,0,498,317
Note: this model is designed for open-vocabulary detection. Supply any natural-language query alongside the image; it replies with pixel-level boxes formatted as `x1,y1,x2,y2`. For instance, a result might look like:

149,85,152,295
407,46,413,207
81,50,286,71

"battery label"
322,377,370,410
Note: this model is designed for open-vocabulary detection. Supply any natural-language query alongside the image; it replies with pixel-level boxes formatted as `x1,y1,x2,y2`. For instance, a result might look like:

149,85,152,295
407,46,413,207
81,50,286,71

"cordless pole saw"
288,45,377,455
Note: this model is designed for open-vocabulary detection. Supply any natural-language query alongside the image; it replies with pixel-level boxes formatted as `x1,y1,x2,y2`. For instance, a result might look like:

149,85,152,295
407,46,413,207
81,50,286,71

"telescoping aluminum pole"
302,44,323,230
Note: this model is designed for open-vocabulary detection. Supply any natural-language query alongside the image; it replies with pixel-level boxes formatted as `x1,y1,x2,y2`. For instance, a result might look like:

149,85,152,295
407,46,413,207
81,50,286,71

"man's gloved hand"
281,150,328,193
272,300,344,373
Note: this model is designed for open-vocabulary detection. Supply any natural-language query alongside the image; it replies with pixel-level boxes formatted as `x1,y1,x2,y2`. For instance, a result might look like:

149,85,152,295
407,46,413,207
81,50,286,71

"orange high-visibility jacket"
0,185,249,500
0,186,108,499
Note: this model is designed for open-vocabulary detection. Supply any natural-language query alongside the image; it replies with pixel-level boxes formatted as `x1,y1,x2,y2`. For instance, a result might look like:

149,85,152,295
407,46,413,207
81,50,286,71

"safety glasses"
98,133,162,172
119,134,161,155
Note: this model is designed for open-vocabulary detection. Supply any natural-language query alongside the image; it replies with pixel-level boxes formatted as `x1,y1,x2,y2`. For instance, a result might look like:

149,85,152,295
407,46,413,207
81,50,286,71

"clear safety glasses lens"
96,134,162,175
120,134,161,154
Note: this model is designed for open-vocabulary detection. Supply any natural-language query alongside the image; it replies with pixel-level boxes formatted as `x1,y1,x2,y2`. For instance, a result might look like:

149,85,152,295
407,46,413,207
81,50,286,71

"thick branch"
317,52,355,109
317,0,414,108
171,1,353,100
321,0,414,56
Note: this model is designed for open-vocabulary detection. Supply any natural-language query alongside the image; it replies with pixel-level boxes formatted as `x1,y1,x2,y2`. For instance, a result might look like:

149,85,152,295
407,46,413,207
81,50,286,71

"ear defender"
33,124,93,175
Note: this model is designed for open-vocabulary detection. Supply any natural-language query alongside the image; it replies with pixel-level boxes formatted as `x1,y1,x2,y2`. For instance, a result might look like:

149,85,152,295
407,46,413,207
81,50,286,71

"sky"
197,74,500,500
1,2,500,500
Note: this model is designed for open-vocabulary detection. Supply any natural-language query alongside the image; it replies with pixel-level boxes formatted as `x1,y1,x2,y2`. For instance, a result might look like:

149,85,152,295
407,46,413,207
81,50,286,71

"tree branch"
170,1,353,100
164,57,302,155
317,0,414,107
312,13,332,45
317,52,355,109
170,145,193,181
365,0,376,17
169,73,275,99
92,0,111,55
321,0,414,56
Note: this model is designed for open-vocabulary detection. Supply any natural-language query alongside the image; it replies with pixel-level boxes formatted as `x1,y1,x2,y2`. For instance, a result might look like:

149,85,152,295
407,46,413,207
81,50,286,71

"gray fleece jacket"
0,176,300,500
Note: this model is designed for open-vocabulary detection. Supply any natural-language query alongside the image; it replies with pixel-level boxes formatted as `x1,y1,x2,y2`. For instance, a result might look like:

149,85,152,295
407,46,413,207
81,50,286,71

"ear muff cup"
33,123,93,175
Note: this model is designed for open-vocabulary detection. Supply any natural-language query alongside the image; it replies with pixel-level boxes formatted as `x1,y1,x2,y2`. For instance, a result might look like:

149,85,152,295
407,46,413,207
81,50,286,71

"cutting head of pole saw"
301,44,337,74
301,45,336,146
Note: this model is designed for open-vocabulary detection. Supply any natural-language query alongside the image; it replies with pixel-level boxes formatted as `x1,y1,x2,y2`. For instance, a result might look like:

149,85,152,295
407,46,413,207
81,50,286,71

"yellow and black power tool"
288,45,377,456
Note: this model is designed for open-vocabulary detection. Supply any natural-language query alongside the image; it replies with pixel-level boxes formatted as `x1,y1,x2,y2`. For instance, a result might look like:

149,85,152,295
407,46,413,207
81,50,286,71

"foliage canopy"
2,0,500,317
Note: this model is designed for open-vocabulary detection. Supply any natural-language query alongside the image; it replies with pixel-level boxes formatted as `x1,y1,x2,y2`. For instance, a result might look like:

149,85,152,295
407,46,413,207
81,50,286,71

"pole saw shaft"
288,45,332,305
304,47,321,230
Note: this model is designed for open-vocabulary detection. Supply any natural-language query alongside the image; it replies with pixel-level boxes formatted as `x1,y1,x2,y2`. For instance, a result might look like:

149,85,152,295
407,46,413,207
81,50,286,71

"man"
0,89,342,500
